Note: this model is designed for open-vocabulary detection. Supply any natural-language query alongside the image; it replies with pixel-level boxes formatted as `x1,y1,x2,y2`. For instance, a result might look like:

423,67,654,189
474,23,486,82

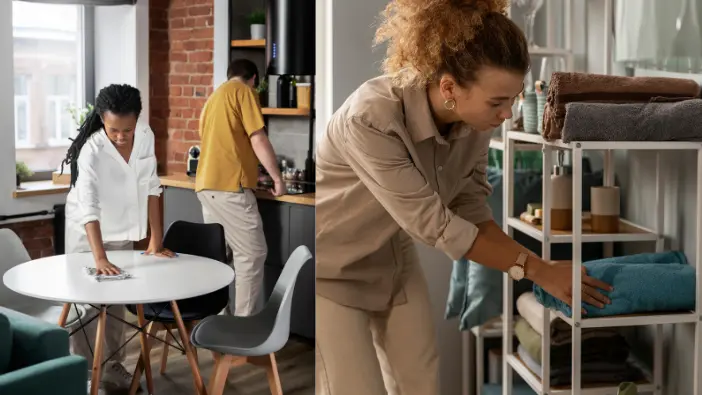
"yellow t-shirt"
195,79,265,192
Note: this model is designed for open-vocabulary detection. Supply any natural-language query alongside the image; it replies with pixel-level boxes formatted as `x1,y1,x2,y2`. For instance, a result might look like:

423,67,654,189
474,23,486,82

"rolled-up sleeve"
75,145,101,226
449,150,493,225
339,116,479,260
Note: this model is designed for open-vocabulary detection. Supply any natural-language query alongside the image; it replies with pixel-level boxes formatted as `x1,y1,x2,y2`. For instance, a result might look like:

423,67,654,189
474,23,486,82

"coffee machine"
186,145,200,176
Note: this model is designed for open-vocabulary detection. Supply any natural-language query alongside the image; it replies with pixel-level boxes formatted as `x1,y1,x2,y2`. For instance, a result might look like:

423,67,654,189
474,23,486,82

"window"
12,1,93,174
14,75,30,146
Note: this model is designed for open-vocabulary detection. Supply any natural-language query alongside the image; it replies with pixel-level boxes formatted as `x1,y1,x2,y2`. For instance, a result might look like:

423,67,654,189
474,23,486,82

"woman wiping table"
60,83,174,392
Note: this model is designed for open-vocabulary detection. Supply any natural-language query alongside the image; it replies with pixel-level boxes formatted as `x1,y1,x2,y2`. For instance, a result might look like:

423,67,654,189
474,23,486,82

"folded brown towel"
542,72,701,141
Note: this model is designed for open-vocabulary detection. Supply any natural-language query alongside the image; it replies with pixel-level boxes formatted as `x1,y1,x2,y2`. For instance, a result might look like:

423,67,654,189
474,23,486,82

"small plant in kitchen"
248,10,266,40
256,78,269,107
15,161,33,187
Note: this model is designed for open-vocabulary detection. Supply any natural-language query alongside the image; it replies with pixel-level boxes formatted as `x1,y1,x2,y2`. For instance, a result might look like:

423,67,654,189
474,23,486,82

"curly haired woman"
314,1,613,394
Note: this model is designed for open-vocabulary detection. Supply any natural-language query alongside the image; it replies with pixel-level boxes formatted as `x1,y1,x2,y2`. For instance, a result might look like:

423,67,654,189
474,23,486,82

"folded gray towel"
562,99,702,143
83,266,132,282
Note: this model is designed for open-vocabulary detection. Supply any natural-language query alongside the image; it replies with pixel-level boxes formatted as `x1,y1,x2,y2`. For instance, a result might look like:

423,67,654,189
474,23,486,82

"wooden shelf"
262,107,310,116
231,39,265,48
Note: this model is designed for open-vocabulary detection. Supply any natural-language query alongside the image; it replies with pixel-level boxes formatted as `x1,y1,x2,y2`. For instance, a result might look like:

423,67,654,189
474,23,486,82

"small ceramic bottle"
550,150,573,231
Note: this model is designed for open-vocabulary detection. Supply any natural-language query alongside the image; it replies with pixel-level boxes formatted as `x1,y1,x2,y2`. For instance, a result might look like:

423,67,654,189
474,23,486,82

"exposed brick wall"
150,0,214,175
1,220,55,259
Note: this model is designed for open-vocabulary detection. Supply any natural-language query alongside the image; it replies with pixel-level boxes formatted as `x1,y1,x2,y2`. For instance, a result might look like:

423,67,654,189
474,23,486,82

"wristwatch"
508,252,528,281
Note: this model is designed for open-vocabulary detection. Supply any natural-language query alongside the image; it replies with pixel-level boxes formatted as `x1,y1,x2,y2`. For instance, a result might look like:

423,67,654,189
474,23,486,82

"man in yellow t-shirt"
195,59,284,316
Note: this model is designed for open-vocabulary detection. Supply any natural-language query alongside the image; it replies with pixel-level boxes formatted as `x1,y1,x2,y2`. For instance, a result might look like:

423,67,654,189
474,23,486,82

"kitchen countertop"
159,173,315,206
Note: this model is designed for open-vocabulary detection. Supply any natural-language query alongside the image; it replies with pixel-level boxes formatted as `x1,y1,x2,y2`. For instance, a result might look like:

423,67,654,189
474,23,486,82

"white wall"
0,2,149,223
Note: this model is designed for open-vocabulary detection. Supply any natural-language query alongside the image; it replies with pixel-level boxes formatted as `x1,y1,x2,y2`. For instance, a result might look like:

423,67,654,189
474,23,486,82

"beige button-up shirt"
315,75,494,311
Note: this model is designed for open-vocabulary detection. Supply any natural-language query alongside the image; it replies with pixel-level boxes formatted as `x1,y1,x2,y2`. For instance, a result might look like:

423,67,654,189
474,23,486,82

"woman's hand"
96,257,122,275
144,239,176,258
533,261,613,314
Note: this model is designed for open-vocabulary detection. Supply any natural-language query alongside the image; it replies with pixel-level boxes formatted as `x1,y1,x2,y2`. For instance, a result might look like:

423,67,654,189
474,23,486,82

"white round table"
3,250,234,395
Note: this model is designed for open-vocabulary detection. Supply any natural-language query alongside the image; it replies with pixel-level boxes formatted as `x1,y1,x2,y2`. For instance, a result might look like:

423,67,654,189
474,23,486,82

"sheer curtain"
15,0,136,5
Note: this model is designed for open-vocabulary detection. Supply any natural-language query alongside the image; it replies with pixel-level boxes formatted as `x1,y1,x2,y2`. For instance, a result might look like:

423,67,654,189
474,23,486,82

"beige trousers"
198,189,267,316
68,240,133,364
315,255,440,395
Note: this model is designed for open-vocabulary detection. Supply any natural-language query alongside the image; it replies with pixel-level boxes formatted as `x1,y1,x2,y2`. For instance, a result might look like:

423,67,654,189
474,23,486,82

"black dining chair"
126,220,229,390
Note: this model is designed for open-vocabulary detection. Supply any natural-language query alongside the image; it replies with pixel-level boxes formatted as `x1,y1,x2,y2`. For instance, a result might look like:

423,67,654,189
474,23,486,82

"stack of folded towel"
534,251,695,318
515,293,645,386
542,72,701,142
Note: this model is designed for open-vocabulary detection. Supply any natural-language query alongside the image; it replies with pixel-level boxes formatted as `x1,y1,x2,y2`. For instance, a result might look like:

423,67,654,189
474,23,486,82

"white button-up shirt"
65,123,162,246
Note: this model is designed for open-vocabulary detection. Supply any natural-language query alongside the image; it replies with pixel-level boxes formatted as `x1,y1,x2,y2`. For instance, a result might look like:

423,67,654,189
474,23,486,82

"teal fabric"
0,307,87,395
0,313,12,374
0,355,87,395
0,307,69,371
534,251,695,317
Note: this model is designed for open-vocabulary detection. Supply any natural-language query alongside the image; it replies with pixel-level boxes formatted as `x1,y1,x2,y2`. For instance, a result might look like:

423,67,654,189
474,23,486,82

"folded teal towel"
533,251,695,317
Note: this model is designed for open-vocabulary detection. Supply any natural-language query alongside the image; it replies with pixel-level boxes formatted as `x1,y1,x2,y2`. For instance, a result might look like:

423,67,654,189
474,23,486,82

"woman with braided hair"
62,83,173,391
314,1,612,393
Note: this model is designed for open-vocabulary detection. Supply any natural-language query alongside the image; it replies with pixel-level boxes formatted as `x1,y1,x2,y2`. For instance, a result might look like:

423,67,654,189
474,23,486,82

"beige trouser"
198,189,267,316
67,240,133,364
315,256,440,395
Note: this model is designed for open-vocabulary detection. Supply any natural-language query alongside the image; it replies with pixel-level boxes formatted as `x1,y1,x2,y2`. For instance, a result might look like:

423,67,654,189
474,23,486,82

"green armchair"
0,307,87,395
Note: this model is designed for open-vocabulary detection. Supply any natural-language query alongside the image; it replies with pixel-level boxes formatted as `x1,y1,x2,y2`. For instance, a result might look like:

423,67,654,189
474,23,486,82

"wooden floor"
122,329,315,395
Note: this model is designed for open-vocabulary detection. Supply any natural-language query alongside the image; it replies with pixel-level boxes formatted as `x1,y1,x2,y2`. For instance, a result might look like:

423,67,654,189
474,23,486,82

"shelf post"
540,145,553,394
694,148,702,395
502,134,515,395
653,151,665,395
571,145,583,394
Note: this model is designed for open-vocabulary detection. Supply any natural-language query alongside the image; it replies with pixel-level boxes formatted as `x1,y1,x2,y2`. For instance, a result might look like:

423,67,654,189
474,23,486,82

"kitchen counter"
159,173,315,206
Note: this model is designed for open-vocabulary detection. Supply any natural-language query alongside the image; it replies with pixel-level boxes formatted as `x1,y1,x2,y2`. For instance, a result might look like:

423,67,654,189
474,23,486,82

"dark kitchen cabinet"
163,186,315,339
258,199,315,339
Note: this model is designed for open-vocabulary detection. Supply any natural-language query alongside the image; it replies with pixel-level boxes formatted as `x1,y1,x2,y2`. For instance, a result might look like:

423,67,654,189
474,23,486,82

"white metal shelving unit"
501,130,702,395
464,2,579,394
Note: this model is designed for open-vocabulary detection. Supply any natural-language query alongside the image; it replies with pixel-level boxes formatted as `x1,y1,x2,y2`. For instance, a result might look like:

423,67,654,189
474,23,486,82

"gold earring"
444,99,456,111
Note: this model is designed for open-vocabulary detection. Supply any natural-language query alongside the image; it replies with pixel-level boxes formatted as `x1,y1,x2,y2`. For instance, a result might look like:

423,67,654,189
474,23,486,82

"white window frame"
14,95,30,148
47,95,75,146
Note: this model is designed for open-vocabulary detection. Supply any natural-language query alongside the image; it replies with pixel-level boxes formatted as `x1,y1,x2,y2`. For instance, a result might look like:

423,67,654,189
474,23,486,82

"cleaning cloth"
83,267,132,282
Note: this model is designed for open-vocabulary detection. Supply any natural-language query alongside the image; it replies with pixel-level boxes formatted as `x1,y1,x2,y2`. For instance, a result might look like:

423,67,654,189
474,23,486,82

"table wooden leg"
136,305,155,395
57,303,71,327
90,306,107,395
171,300,207,395
129,323,159,395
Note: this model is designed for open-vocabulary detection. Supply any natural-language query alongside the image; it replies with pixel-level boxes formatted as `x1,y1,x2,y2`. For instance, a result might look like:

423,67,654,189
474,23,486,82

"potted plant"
16,161,33,188
256,78,269,107
67,103,94,129
248,10,265,40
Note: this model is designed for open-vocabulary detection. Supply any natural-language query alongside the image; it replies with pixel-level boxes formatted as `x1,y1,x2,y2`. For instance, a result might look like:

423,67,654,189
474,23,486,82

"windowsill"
13,180,69,199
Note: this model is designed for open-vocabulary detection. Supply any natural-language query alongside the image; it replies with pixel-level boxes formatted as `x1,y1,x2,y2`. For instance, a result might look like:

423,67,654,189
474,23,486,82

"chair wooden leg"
160,324,170,375
263,353,283,395
207,353,233,395
248,354,283,395
57,303,71,327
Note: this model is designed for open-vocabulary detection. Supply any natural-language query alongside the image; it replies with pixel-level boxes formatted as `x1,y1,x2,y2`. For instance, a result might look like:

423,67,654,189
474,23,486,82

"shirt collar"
402,86,474,145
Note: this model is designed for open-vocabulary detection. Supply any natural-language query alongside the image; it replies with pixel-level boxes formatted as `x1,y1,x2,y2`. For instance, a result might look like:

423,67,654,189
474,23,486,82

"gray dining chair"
189,245,313,395
0,229,87,328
